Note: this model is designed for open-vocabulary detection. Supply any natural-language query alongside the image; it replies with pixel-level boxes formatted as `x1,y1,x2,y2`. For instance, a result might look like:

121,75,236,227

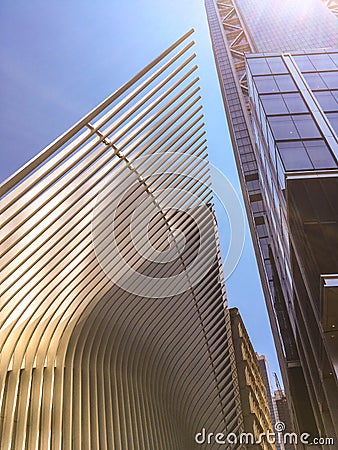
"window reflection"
268,115,320,140
269,116,298,140
304,72,338,90
277,140,336,171
254,76,278,93
320,72,338,90
277,141,313,170
292,115,321,138
308,54,337,71
304,141,336,168
314,91,338,112
329,53,338,68
303,73,326,90
283,93,308,113
274,75,297,92
261,93,308,115
254,75,297,93
326,112,338,135
293,55,315,72
266,57,288,74
248,58,271,75
261,94,287,114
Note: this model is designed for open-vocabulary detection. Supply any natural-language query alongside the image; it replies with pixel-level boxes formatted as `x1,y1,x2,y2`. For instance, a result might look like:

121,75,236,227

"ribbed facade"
0,32,245,450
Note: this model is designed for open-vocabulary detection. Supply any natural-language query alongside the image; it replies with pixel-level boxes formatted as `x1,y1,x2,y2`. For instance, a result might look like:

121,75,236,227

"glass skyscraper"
205,0,338,445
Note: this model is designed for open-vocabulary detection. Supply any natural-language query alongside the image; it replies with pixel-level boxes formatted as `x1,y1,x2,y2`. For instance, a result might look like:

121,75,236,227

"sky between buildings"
0,0,281,383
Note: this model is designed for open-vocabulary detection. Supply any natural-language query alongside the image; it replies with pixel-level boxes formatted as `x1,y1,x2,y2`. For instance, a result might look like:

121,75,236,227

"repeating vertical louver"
0,31,244,450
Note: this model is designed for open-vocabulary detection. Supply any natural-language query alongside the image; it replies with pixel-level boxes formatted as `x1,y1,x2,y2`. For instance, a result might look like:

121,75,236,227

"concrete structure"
0,31,246,450
230,308,275,450
205,0,338,445
257,356,277,437
273,387,295,450
257,356,297,450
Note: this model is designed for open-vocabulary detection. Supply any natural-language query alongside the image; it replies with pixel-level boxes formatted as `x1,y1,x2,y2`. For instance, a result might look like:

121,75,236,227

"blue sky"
0,0,281,384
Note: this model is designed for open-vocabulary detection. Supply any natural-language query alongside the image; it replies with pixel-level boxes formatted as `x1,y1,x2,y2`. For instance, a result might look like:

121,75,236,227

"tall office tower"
205,0,338,444
230,308,275,450
0,31,246,450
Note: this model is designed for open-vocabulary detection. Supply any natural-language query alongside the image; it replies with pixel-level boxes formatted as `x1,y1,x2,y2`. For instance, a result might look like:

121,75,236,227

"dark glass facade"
205,0,338,446
248,50,338,442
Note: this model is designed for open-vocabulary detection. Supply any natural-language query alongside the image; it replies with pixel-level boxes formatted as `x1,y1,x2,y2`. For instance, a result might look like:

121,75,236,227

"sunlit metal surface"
0,31,244,450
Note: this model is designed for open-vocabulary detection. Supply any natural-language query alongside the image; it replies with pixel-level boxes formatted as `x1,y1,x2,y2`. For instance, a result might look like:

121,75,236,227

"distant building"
230,308,275,450
257,356,280,446
273,387,296,450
